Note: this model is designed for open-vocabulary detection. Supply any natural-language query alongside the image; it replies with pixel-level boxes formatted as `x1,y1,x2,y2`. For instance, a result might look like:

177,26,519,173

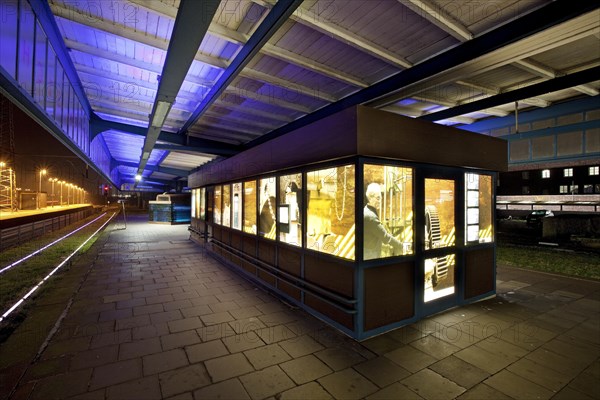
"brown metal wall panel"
357,106,508,171
464,248,495,299
304,254,354,298
305,293,353,329
364,262,415,331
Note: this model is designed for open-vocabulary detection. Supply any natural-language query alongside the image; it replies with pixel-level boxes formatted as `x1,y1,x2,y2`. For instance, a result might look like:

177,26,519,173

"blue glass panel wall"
34,20,47,108
46,47,57,119
17,0,35,95
0,0,18,78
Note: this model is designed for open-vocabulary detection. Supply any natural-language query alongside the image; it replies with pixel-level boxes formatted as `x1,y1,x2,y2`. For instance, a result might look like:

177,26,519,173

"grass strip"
497,243,600,280
0,212,115,315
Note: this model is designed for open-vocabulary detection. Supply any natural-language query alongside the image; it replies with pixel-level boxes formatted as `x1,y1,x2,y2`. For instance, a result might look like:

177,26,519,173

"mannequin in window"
364,182,402,260
259,182,276,237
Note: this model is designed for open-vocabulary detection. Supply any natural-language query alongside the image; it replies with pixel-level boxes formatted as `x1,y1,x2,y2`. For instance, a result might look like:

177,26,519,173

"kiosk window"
363,164,413,260
259,177,276,239
199,187,206,220
279,173,302,246
306,165,355,260
465,173,493,244
232,183,242,230
244,181,257,234
222,184,231,228
214,185,222,225
191,190,196,219
424,179,455,249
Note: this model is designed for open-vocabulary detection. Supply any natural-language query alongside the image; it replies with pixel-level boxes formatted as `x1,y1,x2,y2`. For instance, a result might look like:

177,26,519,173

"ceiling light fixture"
151,101,172,128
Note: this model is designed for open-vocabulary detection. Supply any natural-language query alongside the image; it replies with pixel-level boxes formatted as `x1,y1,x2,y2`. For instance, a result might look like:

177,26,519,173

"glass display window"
465,173,493,244
259,177,277,239
424,179,455,249
214,185,222,225
191,190,196,219
244,180,257,234
363,164,413,260
278,173,302,246
424,254,456,302
306,165,355,260
222,184,231,227
232,183,242,230
199,187,206,220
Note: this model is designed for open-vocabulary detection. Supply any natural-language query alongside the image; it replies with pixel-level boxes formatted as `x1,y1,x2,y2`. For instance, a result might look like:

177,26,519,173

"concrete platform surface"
0,213,598,400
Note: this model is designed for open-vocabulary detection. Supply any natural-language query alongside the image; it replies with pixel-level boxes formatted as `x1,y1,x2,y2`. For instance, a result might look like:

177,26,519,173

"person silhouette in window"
364,182,402,260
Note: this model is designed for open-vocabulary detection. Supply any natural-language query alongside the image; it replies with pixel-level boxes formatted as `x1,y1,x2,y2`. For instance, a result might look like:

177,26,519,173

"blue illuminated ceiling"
40,0,599,189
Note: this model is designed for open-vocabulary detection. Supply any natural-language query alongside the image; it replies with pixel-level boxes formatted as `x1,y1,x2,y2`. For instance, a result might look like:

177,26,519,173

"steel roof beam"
420,66,600,122
180,0,304,134
119,161,188,177
403,0,473,41
515,59,599,96
129,0,368,91
137,0,220,178
90,116,241,157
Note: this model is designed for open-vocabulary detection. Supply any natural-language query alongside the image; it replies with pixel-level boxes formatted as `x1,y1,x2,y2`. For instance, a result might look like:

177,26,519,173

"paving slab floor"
0,213,598,399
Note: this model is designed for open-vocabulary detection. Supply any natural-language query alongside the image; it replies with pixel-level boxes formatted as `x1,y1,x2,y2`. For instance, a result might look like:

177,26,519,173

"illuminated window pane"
425,179,455,249
564,168,573,177
199,187,206,220
259,177,276,239
244,180,257,234
279,173,302,246
559,185,568,194
467,190,479,207
306,165,355,260
467,208,479,224
191,189,196,218
214,185,222,224
465,173,493,244
467,225,479,242
363,164,413,260
424,254,455,302
542,169,550,178
222,184,231,227
232,183,242,230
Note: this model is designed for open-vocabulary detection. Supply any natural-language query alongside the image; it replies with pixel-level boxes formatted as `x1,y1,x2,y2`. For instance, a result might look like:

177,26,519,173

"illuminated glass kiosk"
189,106,507,340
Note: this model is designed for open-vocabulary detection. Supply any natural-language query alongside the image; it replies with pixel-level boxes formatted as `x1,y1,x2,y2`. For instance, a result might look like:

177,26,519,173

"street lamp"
38,169,47,209
49,178,57,207
67,183,72,205
59,180,64,206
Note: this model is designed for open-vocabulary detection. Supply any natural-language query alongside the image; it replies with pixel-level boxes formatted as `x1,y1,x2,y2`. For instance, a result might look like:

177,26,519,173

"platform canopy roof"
46,0,600,188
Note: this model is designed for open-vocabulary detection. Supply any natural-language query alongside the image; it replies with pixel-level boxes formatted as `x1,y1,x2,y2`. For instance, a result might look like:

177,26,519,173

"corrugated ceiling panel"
532,36,600,71
162,152,214,169
460,0,549,35
472,64,540,89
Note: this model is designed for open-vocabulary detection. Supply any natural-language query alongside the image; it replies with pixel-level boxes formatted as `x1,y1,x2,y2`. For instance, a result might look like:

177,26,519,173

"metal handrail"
207,237,357,315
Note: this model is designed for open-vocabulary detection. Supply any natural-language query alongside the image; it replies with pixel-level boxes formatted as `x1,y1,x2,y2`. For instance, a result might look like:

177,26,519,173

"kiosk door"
420,176,458,313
